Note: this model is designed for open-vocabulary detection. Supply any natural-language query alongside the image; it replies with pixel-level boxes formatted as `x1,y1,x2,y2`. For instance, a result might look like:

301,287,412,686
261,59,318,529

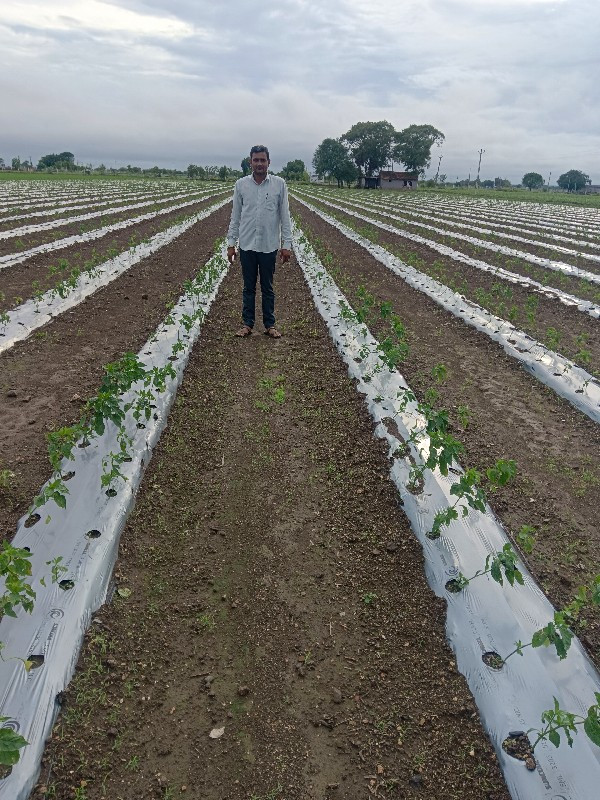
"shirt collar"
251,172,271,186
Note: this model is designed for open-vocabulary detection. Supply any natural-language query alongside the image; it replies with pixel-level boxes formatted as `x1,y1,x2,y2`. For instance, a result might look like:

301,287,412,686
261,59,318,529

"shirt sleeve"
226,182,242,247
279,180,292,250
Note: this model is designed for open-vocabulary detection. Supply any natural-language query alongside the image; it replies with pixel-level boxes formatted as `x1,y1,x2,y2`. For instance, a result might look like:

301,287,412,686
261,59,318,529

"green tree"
11,157,21,170
392,124,445,175
187,164,206,179
37,152,75,171
279,159,307,181
218,165,229,180
522,172,544,190
557,170,590,192
494,177,511,188
241,156,251,176
313,138,358,186
341,121,396,177
481,179,494,188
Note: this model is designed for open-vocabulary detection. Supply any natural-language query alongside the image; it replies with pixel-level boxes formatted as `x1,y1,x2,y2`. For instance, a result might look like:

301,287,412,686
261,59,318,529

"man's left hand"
280,248,291,264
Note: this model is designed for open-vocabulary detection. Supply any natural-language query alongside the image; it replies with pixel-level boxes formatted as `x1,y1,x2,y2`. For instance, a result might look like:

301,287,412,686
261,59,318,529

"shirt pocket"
264,190,281,211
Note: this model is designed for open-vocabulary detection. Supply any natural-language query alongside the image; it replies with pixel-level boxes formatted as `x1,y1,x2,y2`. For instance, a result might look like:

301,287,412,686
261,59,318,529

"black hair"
250,145,270,160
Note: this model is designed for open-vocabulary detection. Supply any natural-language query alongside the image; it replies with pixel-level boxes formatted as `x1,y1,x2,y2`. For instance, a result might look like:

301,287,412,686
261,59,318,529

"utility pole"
547,170,552,190
476,148,485,187
434,154,443,183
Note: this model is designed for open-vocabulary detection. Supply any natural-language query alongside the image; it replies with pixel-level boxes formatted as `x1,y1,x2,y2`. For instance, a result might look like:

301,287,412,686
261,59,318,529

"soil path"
35,256,509,799
291,200,600,663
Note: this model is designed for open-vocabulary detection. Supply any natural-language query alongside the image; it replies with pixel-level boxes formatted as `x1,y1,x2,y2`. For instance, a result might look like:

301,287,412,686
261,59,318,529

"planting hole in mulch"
24,513,40,528
61,471,75,481
27,654,44,669
502,731,536,771
445,578,464,594
58,580,75,591
77,438,90,449
85,529,101,539
105,488,117,497
136,422,145,429
482,651,504,670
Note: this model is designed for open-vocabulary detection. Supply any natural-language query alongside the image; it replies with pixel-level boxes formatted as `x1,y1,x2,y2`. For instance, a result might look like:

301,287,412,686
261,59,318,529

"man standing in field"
227,145,292,338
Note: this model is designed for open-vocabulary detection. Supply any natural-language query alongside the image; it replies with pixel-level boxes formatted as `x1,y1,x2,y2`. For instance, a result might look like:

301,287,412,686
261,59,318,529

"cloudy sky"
1,0,598,183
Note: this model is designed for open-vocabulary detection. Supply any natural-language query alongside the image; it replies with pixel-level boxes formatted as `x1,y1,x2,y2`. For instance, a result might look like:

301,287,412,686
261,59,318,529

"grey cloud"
0,0,598,182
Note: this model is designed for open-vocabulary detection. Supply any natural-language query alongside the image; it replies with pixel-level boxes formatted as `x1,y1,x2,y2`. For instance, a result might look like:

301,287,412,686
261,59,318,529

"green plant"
362,592,378,605
456,404,471,429
125,754,140,770
0,469,15,489
545,327,561,351
452,544,524,592
431,363,448,383
528,695,600,751
516,525,536,554
0,717,28,766
525,294,539,325
574,332,592,365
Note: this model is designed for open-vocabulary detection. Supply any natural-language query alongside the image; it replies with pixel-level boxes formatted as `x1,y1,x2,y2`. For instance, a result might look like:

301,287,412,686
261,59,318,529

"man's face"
250,151,269,176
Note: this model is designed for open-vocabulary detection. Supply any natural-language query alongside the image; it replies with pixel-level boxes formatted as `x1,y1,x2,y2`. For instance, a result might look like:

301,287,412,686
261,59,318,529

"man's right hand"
227,246,236,264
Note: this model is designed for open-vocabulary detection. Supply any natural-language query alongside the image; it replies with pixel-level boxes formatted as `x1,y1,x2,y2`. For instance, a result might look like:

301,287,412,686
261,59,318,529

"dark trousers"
239,249,277,329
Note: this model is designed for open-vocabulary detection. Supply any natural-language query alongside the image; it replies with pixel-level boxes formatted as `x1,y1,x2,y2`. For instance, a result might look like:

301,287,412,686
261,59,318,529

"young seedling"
527,694,600,751
448,544,524,594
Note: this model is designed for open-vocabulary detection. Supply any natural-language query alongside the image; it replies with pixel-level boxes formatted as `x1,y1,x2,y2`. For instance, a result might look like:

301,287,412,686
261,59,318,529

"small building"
378,170,419,189
360,171,419,189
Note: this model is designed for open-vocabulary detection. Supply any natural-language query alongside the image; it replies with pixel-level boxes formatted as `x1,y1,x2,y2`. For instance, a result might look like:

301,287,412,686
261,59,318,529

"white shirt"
227,173,292,253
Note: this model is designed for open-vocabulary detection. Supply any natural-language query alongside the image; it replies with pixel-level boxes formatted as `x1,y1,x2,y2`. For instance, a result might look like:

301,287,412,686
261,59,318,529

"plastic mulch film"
296,191,600,319
293,222,600,800
297,190,600,286
0,196,231,356
0,187,217,240
293,196,600,424
0,247,230,800
0,188,230,271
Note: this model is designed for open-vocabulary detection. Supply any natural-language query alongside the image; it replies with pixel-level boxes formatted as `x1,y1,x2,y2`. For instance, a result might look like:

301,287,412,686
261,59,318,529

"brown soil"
0,203,232,534
34,255,510,800
0,189,196,231
363,199,600,256
295,195,600,374
0,193,225,258
0,194,226,312
291,199,600,663
323,193,600,274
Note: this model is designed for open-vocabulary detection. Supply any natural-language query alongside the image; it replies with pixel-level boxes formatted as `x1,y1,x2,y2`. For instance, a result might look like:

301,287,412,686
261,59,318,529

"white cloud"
2,0,195,39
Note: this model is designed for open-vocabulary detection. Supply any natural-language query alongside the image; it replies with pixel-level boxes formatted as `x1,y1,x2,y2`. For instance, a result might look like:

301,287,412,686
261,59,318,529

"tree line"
2,149,592,193
312,121,445,187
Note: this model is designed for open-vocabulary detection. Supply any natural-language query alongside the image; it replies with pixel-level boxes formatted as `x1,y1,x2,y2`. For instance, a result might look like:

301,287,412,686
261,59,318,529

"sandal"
264,327,282,338
235,325,253,337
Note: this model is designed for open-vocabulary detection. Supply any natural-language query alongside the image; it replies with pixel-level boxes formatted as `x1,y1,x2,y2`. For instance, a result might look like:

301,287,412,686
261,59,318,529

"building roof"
379,170,419,180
